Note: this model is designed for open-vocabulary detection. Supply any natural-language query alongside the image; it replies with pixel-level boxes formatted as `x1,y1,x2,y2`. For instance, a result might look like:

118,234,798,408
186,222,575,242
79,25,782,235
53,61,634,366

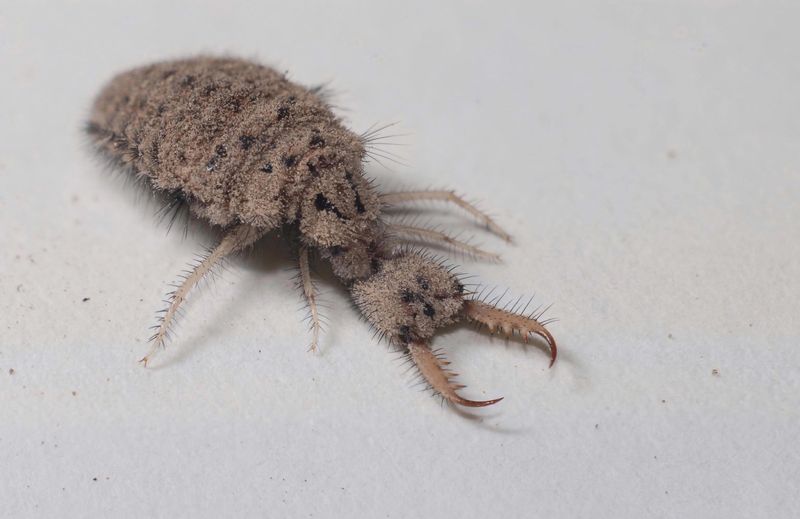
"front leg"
380,189,511,242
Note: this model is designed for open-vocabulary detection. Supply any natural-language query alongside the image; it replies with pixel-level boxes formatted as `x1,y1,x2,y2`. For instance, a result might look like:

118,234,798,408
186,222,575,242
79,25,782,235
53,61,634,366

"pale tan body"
88,57,557,408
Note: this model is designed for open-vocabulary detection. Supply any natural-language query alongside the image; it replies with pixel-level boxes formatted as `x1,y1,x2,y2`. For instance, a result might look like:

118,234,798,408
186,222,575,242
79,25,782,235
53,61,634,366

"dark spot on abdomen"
149,140,160,165
398,325,412,344
315,193,345,218
239,135,256,149
354,192,366,214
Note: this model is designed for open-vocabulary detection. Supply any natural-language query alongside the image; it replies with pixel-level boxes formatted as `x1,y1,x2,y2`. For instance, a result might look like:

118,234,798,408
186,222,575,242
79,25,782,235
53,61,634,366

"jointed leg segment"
386,223,500,261
140,224,264,366
380,189,512,242
297,245,322,352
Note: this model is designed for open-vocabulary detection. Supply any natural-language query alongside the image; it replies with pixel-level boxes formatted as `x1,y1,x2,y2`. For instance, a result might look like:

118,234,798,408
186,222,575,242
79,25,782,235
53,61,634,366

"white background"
1,1,798,517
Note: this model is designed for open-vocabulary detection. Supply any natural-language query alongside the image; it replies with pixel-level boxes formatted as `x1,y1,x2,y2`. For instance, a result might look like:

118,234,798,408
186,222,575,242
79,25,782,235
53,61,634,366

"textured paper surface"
1,2,798,517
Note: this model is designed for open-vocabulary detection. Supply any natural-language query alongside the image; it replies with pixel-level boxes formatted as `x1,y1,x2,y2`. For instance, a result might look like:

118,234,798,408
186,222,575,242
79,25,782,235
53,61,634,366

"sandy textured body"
88,56,558,408
87,56,379,246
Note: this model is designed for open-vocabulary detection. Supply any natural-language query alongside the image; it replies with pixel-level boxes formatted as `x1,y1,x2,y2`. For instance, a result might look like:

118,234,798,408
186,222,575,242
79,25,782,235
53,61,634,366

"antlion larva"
87,56,558,408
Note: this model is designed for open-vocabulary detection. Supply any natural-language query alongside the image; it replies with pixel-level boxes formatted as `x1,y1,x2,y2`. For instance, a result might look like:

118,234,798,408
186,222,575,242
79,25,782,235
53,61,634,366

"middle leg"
297,244,323,352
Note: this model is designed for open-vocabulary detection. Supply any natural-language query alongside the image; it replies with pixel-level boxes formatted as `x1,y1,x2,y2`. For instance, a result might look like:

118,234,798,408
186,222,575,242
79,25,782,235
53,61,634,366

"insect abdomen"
87,56,358,229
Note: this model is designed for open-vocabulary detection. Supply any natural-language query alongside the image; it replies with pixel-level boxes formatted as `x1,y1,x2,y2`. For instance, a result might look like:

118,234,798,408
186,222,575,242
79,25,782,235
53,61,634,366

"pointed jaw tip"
453,395,504,408
408,341,503,409
536,329,558,368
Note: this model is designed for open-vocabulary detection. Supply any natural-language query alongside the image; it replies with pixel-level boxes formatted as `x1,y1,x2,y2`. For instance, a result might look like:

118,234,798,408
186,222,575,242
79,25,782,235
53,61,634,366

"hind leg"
140,224,264,366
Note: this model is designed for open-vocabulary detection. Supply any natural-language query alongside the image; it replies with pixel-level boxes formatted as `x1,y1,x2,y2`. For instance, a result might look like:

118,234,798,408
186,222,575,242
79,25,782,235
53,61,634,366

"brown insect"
87,56,557,407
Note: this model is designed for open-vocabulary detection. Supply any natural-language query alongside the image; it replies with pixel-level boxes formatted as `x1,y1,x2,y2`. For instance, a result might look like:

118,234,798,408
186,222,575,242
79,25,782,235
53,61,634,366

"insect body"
87,56,557,407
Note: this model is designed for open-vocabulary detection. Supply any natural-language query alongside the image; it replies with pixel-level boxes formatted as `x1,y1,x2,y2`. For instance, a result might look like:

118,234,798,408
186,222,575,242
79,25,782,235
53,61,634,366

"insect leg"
408,341,503,408
462,300,558,367
296,244,322,352
140,224,264,366
386,222,500,261
380,190,511,242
